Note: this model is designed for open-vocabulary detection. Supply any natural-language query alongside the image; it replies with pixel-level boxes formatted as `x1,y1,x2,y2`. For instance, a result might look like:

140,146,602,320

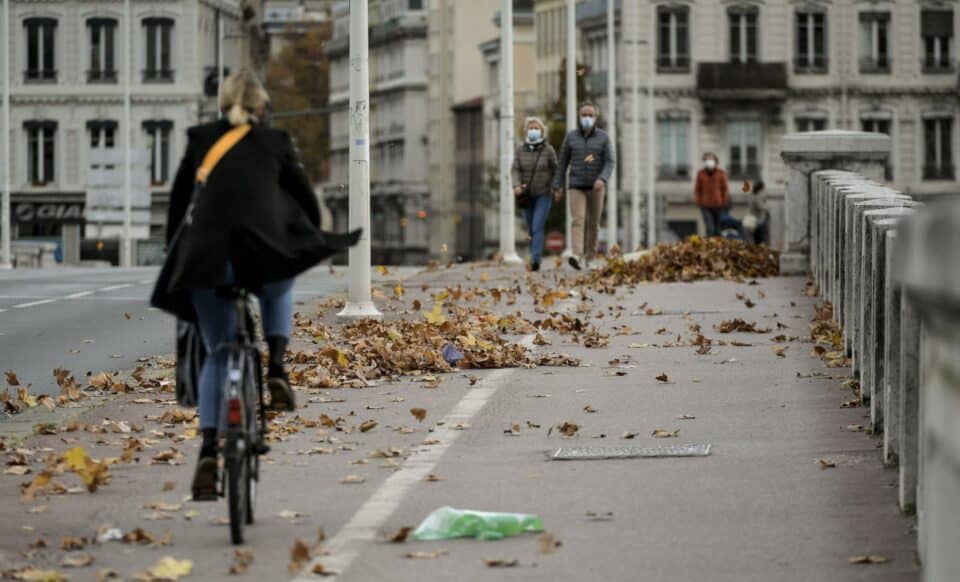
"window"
657,6,690,72
861,113,893,180
87,120,118,171
142,17,174,82
923,116,953,180
728,6,758,64
87,18,117,82
795,115,827,132
23,18,57,82
795,10,827,73
922,10,953,72
727,120,762,180
409,0,423,9
25,121,56,185
657,117,690,179
858,12,890,73
142,120,172,185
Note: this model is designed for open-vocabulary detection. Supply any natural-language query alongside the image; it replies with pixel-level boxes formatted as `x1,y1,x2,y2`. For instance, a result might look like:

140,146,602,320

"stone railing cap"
894,198,960,307
781,130,891,156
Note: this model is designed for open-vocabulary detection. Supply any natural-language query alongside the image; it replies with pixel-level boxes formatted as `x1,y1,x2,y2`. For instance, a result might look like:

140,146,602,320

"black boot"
266,335,296,411
192,428,219,501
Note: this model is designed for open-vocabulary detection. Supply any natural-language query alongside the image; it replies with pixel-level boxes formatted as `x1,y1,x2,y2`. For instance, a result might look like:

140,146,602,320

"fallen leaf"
387,526,412,543
5,466,31,475
819,458,836,469
409,408,427,422
123,312,132,320
288,539,311,574
585,511,614,521
359,420,378,433
162,481,176,492
538,533,562,555
142,556,193,580
228,548,254,575
849,555,889,565
549,421,579,438
60,553,94,568
278,510,307,521
339,474,365,484
846,424,865,433
676,414,696,420
484,558,519,568
773,345,788,358
655,373,669,383
95,570,121,582
651,428,680,438
6,371,20,386
424,473,445,482
59,536,87,551
405,549,449,559
6,568,69,582
583,405,597,413
621,431,637,439
504,424,521,436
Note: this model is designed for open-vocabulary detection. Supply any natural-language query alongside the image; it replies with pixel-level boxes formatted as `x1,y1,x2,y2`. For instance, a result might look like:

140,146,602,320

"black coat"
151,119,359,320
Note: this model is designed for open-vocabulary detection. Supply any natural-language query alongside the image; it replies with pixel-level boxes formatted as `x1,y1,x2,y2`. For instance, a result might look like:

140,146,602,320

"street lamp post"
646,13,656,247
1,0,11,268
605,0,617,252
498,0,521,264
563,0,576,257
337,0,381,321
626,38,644,251
122,0,133,267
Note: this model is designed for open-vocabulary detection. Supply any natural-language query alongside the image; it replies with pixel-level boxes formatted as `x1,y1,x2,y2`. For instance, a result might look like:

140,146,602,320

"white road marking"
12,298,57,309
138,279,153,285
293,367,517,581
65,291,95,299
293,295,577,580
98,284,134,292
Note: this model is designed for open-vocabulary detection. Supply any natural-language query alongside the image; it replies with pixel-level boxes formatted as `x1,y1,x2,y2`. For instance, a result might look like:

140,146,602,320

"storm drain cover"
551,444,712,460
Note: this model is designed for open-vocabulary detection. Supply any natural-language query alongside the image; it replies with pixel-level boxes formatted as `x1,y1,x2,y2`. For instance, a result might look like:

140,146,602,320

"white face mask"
704,159,716,171
527,128,542,142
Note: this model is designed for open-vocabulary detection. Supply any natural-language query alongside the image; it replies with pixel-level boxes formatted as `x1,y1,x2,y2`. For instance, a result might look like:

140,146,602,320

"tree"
264,28,332,184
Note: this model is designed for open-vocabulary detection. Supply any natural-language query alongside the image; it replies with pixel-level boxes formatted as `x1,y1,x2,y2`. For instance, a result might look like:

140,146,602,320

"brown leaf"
410,408,427,422
5,370,20,386
583,405,597,413
819,458,836,469
406,549,449,559
621,431,637,439
484,558,519,568
228,548,254,575
504,424,521,436
651,428,680,438
123,312,132,320
60,536,87,551
538,533,562,555
288,538,312,574
551,421,579,438
676,414,696,420
424,473,445,482
849,555,889,565
387,526,413,543
773,345,788,358
339,474,365,484
359,419,378,433
655,373,669,383
60,553,95,568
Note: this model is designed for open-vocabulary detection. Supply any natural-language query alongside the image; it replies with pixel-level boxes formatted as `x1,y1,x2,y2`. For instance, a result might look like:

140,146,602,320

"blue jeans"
700,207,723,238
192,275,295,430
523,194,552,262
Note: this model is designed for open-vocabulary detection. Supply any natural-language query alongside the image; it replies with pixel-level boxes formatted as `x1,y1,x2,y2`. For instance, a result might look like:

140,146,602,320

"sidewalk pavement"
0,258,918,581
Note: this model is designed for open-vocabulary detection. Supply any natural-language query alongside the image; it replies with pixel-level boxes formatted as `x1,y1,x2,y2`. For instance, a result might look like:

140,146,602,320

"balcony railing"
696,62,787,100
727,163,762,180
922,58,955,74
658,164,690,181
859,57,891,74
142,69,174,83
922,163,955,180
87,69,118,83
657,55,691,74
23,69,57,82
793,56,828,74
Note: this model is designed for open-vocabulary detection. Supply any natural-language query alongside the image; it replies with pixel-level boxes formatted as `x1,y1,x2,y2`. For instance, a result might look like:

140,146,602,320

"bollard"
882,229,900,466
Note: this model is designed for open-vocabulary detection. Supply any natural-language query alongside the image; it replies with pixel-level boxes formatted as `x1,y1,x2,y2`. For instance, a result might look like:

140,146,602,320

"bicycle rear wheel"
227,445,249,545
246,453,257,525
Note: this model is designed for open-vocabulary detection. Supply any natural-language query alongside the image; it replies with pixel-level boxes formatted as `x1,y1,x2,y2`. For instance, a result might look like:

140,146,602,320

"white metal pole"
605,0,617,252
217,9,224,117
499,0,521,264
630,39,641,251
1,0,11,268
122,0,133,267
646,21,656,247
337,0,381,320
563,0,575,257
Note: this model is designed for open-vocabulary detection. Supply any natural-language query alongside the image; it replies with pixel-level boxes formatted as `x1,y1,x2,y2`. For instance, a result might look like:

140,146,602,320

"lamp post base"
336,301,383,322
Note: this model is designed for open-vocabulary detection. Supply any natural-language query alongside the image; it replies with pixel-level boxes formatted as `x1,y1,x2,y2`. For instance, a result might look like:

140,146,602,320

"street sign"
546,231,564,253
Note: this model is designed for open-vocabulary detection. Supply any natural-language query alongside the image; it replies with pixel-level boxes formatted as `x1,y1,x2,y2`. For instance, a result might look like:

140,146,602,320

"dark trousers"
700,207,724,238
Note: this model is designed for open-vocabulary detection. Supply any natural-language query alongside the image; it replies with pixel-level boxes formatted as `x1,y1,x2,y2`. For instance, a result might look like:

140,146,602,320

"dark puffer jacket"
512,141,558,197
552,127,616,190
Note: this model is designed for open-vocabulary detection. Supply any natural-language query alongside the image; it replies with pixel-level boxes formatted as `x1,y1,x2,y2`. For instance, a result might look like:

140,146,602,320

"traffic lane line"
12,298,58,309
98,284,135,292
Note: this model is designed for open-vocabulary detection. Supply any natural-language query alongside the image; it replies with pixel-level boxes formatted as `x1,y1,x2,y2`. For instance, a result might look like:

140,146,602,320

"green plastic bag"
411,506,544,541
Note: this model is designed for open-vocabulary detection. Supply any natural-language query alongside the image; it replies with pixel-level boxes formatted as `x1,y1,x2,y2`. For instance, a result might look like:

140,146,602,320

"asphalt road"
0,266,358,397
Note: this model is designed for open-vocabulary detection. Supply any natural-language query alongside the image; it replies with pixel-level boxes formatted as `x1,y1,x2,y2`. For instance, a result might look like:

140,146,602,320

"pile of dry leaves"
576,236,780,290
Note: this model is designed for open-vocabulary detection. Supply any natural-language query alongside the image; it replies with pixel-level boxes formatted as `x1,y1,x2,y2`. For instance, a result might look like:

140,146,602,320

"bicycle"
216,287,270,545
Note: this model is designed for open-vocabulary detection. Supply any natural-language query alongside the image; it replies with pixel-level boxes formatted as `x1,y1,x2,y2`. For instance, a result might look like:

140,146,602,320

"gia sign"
15,202,85,223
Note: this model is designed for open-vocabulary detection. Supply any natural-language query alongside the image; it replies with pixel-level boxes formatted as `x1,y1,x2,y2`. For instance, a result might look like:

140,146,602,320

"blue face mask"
527,128,542,142
580,116,595,130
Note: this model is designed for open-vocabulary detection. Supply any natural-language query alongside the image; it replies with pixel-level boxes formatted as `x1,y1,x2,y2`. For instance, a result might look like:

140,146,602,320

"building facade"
2,0,257,265
322,0,430,264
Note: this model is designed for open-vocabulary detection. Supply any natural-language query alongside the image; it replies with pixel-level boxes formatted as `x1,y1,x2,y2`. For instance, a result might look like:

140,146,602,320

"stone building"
1,0,259,265
533,0,960,244
322,0,430,265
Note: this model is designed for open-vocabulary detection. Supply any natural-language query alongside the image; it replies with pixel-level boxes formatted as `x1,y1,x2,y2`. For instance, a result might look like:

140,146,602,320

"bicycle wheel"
245,453,256,525
227,444,249,545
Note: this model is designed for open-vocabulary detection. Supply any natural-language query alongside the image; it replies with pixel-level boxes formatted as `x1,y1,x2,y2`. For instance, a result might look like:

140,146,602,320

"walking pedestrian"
694,152,730,237
552,102,616,270
151,70,359,499
742,180,770,245
512,117,558,272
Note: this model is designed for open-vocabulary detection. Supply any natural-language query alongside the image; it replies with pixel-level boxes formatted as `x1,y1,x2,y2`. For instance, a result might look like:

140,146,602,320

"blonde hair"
524,116,548,140
219,69,270,126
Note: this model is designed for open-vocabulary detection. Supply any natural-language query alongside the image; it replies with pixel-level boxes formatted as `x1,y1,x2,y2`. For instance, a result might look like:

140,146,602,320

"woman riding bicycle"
152,70,359,499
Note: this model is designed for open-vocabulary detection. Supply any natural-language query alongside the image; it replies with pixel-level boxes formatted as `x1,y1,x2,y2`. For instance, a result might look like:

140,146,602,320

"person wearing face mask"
694,152,730,237
512,117,558,271
552,102,616,270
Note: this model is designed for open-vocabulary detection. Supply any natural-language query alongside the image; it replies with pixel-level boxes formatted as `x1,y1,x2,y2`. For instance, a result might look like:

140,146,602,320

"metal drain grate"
551,443,712,460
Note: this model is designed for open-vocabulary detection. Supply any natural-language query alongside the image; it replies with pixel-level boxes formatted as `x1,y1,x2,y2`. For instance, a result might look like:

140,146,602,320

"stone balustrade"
781,131,960,581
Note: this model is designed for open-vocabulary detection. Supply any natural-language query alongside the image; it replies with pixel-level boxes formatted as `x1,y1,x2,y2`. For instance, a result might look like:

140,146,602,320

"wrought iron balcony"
696,62,787,100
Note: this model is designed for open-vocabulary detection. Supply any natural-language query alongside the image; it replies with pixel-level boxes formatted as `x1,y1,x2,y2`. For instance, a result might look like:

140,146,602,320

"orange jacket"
694,168,730,209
